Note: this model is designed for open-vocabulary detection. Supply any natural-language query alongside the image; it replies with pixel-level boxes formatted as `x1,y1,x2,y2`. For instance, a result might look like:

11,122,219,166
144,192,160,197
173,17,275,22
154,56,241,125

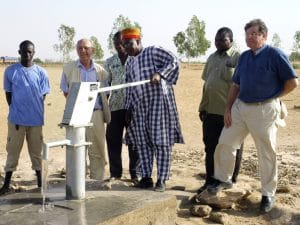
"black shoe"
131,177,140,185
231,177,237,183
134,177,153,189
0,185,10,196
154,179,166,192
260,196,275,213
110,175,121,179
197,185,208,194
104,176,121,182
207,179,233,194
36,170,42,188
0,171,13,196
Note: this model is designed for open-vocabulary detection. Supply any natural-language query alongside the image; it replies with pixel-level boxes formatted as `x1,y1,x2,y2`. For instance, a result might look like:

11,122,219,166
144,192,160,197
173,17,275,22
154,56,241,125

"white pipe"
65,126,86,200
43,140,71,160
97,79,150,93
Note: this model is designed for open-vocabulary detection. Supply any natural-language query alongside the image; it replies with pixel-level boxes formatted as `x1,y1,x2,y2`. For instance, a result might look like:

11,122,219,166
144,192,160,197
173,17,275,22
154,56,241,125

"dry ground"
0,64,299,224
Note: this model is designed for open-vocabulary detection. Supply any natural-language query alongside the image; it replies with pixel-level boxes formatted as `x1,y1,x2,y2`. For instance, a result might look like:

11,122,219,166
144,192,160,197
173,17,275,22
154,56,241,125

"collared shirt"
4,63,50,126
233,45,298,103
199,47,240,115
104,54,129,111
60,60,107,109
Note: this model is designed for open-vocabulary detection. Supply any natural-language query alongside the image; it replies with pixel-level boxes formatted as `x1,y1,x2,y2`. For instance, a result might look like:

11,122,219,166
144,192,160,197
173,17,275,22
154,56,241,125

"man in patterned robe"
121,27,184,192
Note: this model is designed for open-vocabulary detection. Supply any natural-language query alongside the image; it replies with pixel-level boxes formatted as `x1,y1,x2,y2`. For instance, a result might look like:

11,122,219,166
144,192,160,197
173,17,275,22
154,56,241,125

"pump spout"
42,140,71,160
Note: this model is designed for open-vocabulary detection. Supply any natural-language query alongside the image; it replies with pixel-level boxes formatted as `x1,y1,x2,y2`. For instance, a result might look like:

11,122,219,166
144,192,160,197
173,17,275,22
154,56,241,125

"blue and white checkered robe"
124,46,184,146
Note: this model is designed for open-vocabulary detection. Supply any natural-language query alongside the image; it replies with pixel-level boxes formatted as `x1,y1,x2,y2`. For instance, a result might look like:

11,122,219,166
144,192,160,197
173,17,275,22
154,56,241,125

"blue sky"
1,0,299,61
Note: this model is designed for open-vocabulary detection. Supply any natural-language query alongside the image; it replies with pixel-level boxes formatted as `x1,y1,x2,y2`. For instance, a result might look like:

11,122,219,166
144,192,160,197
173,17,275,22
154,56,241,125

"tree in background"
107,14,141,54
173,15,210,62
271,33,282,48
33,58,43,64
172,32,186,57
292,31,300,51
290,31,300,62
90,36,104,61
53,24,75,62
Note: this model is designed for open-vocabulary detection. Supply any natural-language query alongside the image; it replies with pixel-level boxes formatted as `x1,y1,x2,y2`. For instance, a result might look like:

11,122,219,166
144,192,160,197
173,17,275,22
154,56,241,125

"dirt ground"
0,64,299,224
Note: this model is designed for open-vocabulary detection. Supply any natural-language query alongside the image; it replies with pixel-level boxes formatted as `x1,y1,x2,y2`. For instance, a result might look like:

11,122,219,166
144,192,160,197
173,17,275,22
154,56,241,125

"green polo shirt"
199,47,240,115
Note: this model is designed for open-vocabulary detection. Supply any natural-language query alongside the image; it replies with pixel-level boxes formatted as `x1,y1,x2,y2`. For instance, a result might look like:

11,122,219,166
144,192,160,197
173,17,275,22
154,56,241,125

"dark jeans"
106,109,140,179
202,113,243,185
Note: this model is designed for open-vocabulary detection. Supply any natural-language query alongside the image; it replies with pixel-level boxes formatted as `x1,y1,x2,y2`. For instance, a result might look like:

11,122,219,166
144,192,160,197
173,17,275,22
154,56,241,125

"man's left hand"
151,73,161,84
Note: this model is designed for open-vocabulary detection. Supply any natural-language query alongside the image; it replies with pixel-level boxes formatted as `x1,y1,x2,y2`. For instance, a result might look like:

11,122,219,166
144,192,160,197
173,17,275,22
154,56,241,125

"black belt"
93,108,100,111
242,98,276,105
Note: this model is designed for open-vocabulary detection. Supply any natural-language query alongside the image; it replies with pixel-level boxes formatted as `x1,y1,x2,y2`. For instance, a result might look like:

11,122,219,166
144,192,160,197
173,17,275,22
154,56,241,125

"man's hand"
151,73,161,84
199,111,207,122
224,108,232,128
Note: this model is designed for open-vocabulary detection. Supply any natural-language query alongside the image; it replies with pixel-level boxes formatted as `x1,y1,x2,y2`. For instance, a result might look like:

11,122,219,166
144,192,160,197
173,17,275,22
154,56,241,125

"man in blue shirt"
0,40,50,195
208,19,298,213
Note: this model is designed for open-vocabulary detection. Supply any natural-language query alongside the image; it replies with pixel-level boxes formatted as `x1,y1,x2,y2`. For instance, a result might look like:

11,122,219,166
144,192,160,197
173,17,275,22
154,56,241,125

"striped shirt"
104,54,129,111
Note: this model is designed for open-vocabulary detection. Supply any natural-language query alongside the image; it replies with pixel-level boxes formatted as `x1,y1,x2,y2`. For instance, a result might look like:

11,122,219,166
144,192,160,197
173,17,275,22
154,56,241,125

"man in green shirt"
198,27,243,194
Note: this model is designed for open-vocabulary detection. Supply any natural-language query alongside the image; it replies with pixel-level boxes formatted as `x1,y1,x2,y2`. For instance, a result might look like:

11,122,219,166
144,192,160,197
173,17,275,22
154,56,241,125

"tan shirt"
199,47,240,115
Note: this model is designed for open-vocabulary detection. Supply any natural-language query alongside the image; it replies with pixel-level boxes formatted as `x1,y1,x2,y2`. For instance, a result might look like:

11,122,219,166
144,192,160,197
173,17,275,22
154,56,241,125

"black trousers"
106,109,140,179
202,113,243,185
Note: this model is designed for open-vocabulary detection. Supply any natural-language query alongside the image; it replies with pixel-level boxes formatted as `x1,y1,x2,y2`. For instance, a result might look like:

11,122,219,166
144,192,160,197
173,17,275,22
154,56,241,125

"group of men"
0,26,183,194
0,19,298,213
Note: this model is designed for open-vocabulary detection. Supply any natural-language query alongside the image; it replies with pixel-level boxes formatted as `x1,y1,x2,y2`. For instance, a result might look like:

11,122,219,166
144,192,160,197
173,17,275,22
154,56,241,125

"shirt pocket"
221,66,235,81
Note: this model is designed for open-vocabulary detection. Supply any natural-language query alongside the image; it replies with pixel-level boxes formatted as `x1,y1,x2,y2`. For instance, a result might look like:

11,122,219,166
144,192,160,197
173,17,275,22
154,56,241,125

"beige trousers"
214,98,282,196
86,110,107,180
5,122,43,172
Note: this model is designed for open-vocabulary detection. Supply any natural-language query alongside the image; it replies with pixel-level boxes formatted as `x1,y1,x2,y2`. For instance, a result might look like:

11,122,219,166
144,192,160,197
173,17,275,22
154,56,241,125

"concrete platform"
0,180,177,225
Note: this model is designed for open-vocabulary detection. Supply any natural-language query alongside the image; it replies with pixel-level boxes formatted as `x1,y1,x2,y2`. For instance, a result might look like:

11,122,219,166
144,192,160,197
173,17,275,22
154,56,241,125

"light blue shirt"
60,60,108,109
3,63,50,126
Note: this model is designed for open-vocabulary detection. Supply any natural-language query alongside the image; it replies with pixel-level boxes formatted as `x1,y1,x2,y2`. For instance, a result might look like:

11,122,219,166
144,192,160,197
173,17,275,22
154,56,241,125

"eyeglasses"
245,32,263,38
77,46,93,51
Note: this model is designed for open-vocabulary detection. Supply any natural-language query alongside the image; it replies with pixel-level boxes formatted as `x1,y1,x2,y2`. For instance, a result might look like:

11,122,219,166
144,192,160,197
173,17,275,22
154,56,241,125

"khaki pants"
5,122,43,172
214,98,281,196
86,110,107,180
